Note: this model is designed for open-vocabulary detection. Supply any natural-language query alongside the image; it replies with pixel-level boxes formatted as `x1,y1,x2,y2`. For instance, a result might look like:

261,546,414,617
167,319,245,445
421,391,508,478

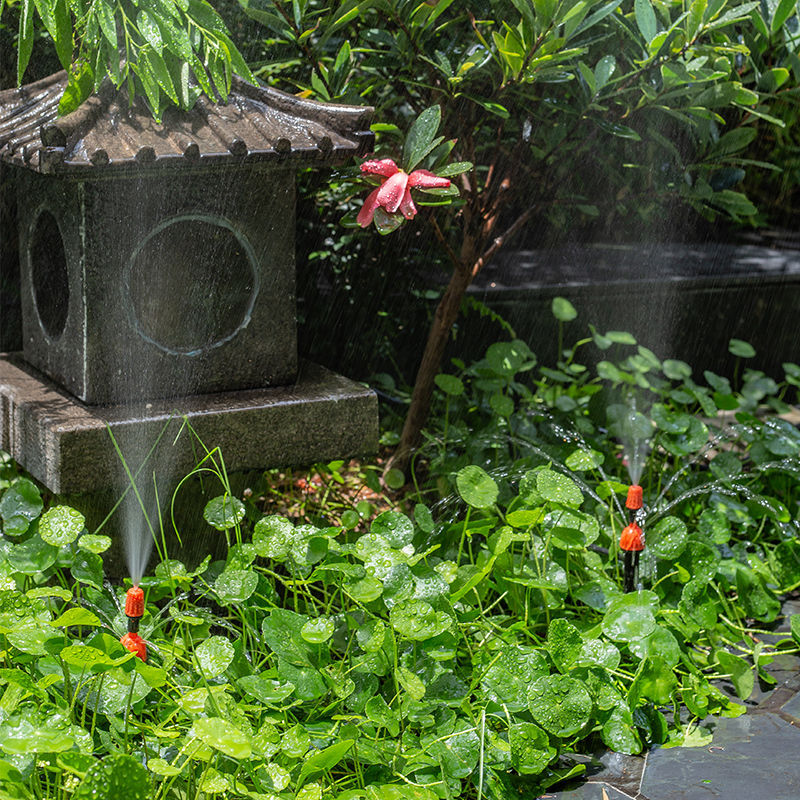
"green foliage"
0,313,792,797
3,0,253,119
253,0,797,240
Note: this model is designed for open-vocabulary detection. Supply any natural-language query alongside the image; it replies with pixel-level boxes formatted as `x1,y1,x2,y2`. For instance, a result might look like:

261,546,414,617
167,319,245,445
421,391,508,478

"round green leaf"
301,617,335,644
485,341,533,377
203,494,245,531
565,448,604,471
0,719,73,755
456,466,498,509
390,600,451,640
629,655,677,705
509,722,554,774
628,625,680,667
536,470,583,507
728,338,755,358
196,635,234,678
193,717,251,759
551,297,577,322
601,706,642,755
7,535,58,574
602,595,658,641
682,540,720,583
384,468,406,490
660,417,708,457
662,359,692,380
575,638,621,670
434,374,464,396
0,479,43,537
238,674,295,705
39,506,84,547
651,404,691,434
78,534,112,554
647,516,687,559
74,754,149,800
253,515,294,560
214,569,257,604
527,675,593,737
547,618,583,673
605,330,636,345
50,608,103,628
371,511,414,548
545,508,599,548
490,393,514,417
148,759,183,777
414,503,435,534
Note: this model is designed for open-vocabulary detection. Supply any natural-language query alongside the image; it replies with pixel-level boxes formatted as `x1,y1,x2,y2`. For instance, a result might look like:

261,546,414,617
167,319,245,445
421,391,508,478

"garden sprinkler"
620,484,644,593
120,586,147,662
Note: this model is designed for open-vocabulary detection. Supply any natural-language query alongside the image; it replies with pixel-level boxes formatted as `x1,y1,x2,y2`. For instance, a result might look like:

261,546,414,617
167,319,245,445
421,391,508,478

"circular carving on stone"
124,214,259,355
29,209,69,340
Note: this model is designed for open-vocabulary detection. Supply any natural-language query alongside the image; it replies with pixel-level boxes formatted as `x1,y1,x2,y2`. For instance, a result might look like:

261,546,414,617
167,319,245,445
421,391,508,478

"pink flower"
357,158,451,228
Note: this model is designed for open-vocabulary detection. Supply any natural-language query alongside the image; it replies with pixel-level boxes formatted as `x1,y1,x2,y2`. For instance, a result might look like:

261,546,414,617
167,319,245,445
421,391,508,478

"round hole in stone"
30,210,69,339
126,216,258,355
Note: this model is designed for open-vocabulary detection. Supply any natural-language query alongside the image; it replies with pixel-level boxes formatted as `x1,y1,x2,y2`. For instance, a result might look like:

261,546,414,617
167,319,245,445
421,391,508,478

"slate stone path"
543,600,800,800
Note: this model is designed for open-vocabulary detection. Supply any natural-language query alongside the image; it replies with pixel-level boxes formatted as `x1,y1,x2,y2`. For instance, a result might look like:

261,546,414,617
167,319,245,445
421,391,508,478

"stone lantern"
0,72,378,495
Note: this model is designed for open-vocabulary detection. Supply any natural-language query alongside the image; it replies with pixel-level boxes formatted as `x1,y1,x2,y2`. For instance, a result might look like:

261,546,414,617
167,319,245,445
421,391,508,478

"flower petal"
360,158,399,177
356,188,382,228
408,169,451,189
376,170,409,213
399,186,417,219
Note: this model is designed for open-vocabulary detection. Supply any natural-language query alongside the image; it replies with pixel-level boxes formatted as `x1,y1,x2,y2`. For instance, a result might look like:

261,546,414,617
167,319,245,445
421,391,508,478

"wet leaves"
196,635,234,678
74,754,149,800
39,506,85,547
528,675,592,737
0,479,42,537
647,516,687,558
214,568,257,604
193,717,252,759
203,493,246,530
602,593,658,641
456,465,498,509
390,599,452,640
509,722,555,774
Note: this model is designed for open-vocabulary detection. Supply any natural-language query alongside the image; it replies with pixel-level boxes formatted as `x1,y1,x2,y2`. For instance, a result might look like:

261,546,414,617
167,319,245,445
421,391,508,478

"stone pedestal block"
0,354,378,495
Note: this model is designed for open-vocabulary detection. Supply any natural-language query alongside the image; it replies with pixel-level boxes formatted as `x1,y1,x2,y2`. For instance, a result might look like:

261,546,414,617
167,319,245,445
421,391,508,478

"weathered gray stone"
17,166,298,403
0,354,378,494
0,162,21,351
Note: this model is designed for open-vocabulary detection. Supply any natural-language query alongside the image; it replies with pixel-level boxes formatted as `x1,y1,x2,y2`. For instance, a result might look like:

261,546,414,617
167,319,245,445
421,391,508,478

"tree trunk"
390,260,474,474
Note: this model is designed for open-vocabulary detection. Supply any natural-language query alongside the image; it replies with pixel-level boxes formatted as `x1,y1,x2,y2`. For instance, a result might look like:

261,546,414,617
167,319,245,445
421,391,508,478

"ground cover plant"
0,310,796,798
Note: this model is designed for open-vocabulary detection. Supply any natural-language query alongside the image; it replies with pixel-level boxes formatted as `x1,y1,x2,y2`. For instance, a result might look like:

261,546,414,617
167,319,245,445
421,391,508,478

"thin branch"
471,207,536,279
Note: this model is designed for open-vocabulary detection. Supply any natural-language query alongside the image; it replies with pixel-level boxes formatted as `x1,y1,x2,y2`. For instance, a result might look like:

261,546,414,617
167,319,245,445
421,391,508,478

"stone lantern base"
0,354,378,495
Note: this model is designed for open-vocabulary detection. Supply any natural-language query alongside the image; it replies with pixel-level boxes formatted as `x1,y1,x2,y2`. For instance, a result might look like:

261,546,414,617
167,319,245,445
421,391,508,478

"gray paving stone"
569,750,645,796
778,691,800,721
640,713,800,799
540,783,635,800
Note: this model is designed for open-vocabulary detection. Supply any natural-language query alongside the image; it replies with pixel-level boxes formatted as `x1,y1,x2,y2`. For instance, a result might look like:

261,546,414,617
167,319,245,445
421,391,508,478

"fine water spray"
120,586,147,661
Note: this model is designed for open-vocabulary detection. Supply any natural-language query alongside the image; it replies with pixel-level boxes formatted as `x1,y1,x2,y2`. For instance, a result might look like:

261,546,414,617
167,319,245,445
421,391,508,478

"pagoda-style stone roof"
0,71,374,174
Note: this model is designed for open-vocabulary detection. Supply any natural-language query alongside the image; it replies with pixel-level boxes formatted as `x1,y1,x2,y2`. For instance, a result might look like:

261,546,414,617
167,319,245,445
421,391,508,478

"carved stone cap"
0,71,374,175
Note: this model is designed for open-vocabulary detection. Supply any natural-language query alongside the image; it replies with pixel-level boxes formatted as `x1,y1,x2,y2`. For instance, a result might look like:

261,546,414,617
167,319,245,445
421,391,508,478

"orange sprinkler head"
620,522,644,552
626,484,643,511
120,631,147,661
124,586,144,618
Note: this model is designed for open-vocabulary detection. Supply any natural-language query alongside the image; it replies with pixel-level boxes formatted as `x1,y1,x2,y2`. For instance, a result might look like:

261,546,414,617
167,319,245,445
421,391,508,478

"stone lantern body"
0,72,378,494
